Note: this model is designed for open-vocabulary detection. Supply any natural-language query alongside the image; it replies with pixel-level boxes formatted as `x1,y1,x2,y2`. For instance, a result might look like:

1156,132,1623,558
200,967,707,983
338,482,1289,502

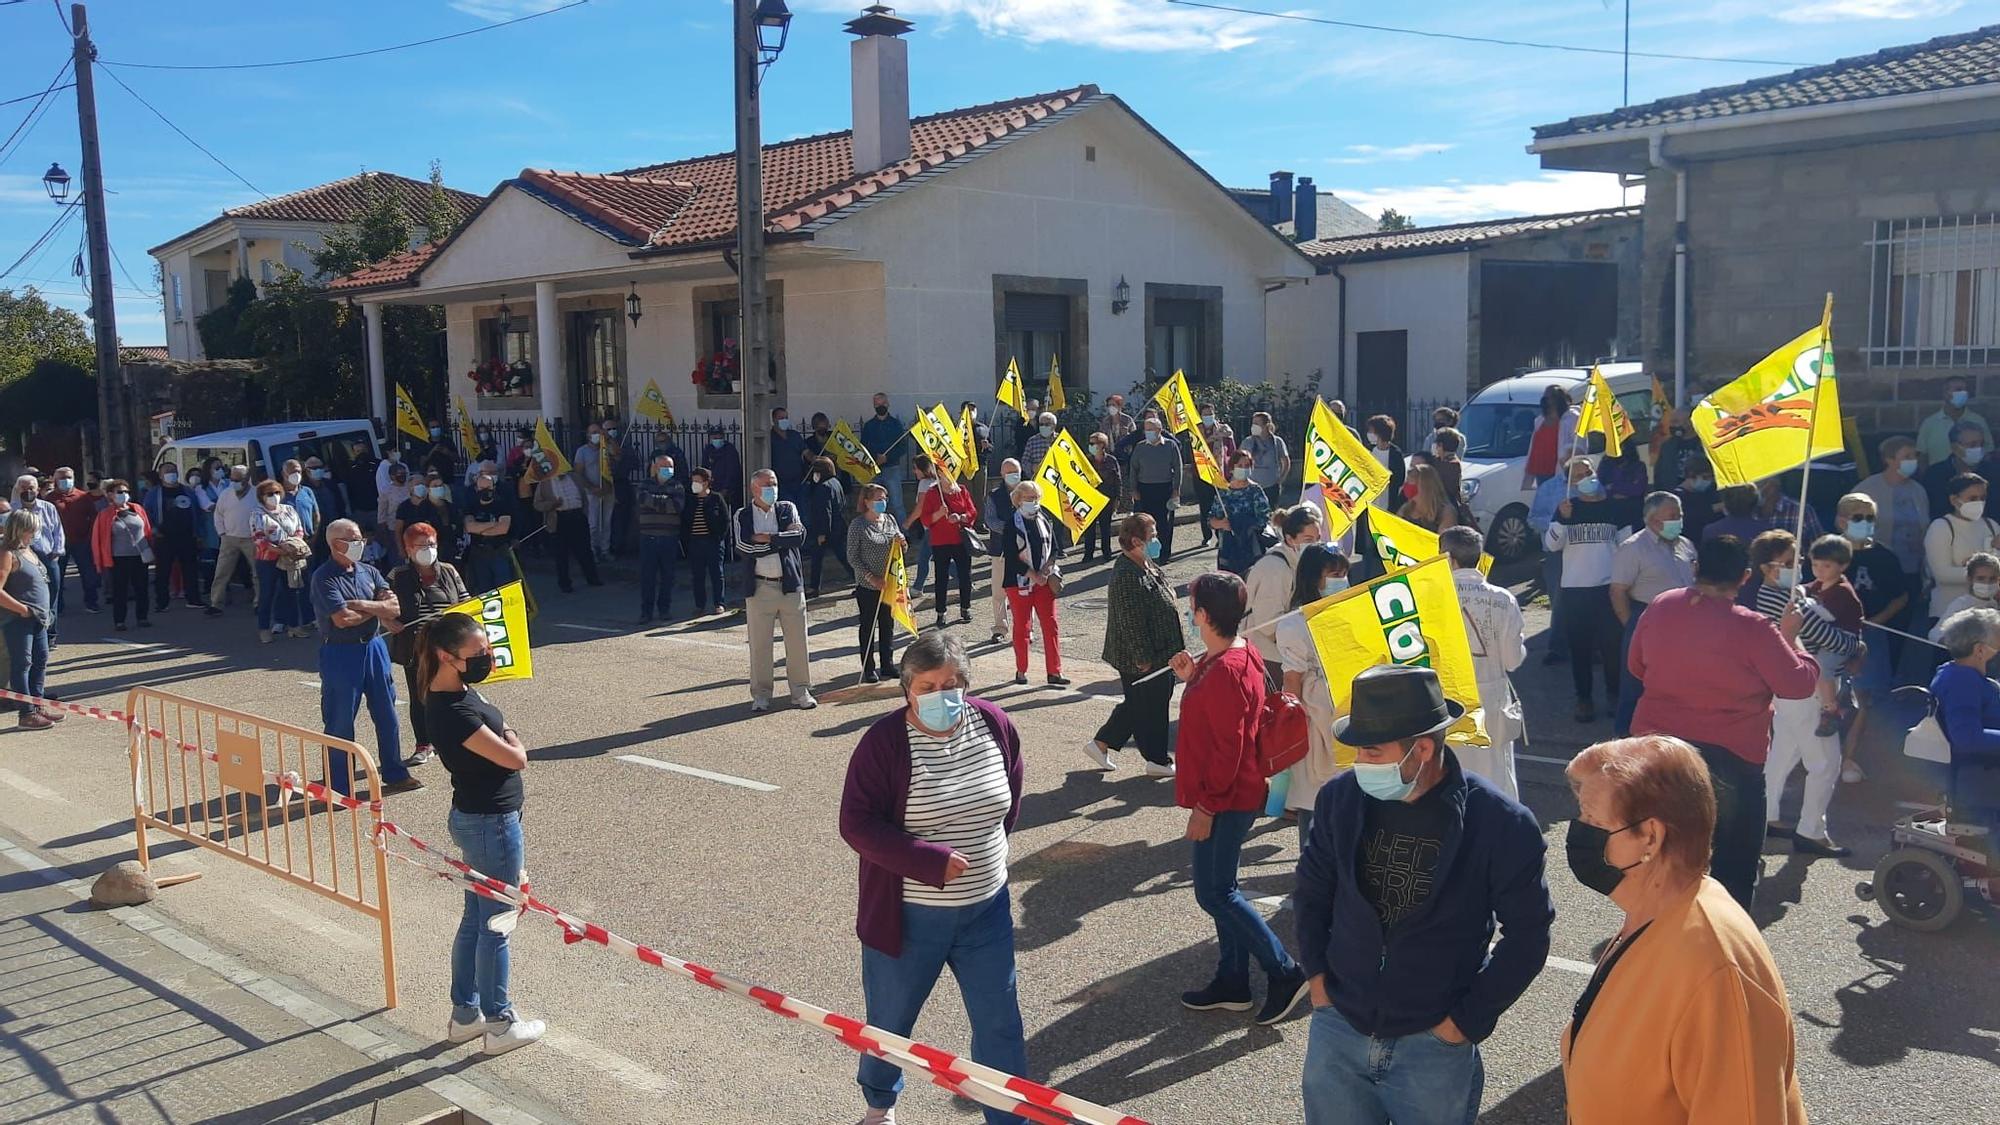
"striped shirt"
901,717,1011,908
1751,584,1854,663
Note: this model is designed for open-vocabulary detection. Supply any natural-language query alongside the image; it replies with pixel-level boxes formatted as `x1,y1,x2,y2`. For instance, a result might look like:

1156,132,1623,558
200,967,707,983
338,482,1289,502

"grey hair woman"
839,632,1030,1125
0,508,59,729
1928,607,2000,901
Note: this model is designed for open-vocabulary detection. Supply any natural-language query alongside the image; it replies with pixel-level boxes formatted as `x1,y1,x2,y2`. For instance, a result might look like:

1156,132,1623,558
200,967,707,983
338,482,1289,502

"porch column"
535,280,561,423
363,302,386,426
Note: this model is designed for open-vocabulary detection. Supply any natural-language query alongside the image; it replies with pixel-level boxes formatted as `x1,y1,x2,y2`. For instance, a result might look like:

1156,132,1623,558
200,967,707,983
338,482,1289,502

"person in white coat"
1442,527,1526,799
1243,505,1323,681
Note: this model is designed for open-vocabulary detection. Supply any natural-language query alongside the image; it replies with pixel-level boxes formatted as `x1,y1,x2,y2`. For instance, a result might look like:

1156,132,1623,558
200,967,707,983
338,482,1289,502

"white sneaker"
1081,740,1114,771
750,697,771,713
793,694,818,710
857,1109,897,1125
1144,761,1177,778
446,1012,501,1044
482,1016,546,1055
1841,762,1865,784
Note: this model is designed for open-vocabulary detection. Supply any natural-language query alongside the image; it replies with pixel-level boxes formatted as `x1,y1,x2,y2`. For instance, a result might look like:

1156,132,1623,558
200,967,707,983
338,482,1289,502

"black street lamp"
754,0,793,72
42,162,70,204
626,282,643,326
1112,275,1131,315
496,291,512,336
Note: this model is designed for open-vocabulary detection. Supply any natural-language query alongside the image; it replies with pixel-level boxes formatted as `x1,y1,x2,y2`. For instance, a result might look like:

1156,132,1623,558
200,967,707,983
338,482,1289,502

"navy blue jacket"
1294,751,1552,1042
733,499,806,594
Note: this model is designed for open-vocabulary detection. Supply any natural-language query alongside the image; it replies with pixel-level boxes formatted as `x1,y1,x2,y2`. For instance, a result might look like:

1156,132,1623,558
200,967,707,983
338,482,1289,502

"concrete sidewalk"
0,836,559,1125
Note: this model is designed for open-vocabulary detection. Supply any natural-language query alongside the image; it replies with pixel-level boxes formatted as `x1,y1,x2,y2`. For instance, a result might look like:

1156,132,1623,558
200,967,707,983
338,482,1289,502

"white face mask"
691,481,707,495
260,495,280,510
411,545,439,567
285,472,302,487
339,539,366,563
1961,499,1987,520
1251,424,1267,437
1975,581,1998,600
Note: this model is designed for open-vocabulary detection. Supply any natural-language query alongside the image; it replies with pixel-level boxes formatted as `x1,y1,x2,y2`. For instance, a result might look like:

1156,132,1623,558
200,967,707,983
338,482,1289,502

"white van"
152,420,381,485
1459,363,1654,561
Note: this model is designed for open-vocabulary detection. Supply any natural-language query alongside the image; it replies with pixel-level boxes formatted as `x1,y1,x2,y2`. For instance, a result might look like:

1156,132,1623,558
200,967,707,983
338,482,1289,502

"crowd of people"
9,375,2000,1124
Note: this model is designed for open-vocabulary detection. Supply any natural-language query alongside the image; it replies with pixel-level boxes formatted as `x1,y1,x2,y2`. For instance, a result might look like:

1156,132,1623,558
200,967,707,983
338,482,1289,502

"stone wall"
1641,128,2000,437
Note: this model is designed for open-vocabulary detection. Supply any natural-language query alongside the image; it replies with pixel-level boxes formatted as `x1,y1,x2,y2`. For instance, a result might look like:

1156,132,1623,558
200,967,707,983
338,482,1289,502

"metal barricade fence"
124,686,398,1008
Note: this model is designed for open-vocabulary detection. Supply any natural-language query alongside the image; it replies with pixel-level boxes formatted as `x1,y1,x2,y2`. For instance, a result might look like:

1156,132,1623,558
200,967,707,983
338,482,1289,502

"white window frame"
1866,214,2000,367
170,273,184,322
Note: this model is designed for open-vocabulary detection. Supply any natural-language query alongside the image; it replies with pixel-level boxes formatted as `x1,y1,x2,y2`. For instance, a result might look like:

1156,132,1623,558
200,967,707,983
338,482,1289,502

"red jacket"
52,489,102,549
91,502,153,572
1175,642,1269,814
918,481,979,548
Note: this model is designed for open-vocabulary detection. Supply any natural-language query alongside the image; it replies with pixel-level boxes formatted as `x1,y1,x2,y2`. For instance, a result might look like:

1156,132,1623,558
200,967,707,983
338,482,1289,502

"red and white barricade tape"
1,687,1152,1125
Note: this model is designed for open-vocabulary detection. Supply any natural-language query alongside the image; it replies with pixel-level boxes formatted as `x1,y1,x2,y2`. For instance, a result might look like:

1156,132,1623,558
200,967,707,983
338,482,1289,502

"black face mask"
460,653,494,684
1565,819,1645,896
874,405,888,417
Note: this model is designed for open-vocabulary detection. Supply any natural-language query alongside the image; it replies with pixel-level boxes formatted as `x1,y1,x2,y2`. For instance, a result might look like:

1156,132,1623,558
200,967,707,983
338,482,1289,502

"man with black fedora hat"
1295,664,1553,1125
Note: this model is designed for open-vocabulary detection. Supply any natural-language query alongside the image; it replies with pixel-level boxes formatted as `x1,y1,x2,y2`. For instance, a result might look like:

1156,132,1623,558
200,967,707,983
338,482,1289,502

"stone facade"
1641,128,2000,437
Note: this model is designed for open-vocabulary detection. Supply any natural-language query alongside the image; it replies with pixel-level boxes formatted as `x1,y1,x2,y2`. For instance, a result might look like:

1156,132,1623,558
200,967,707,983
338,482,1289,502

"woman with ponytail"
419,611,545,1056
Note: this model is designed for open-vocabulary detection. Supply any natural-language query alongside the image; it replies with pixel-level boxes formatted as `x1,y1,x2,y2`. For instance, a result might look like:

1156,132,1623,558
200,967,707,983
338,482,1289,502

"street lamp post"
734,0,791,474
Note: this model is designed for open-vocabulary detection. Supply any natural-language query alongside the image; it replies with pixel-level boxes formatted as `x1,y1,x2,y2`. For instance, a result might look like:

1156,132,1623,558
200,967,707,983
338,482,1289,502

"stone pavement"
0,836,559,1125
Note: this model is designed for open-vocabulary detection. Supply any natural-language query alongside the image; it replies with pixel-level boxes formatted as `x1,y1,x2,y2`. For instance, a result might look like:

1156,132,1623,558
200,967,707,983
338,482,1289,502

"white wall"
1334,253,1471,407
424,187,634,291
1265,274,1338,390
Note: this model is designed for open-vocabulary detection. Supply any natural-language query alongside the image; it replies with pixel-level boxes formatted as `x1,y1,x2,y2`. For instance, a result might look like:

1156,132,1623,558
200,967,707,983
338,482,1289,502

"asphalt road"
0,540,1994,1124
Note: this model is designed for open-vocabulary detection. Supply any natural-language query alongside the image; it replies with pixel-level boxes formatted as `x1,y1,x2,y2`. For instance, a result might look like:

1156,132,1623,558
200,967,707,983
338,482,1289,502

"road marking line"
553,623,621,634
1547,955,1596,977
655,634,743,651
615,754,778,793
102,639,167,650
1519,753,1570,767
543,1029,682,1094
0,768,67,804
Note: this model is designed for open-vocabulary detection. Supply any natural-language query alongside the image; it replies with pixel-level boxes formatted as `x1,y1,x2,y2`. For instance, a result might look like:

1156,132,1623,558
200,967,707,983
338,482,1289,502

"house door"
569,309,623,424
1355,329,1408,427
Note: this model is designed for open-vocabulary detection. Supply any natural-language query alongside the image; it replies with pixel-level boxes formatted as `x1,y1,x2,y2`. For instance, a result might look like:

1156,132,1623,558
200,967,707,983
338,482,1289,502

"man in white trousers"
207,464,261,612
1442,527,1526,800
733,469,815,713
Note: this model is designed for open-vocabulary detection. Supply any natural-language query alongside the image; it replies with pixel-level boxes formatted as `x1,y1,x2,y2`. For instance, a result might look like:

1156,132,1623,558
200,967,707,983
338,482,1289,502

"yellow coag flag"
1047,356,1068,411
636,378,675,425
454,396,480,458
1045,428,1101,487
1154,370,1200,433
1367,506,1491,576
444,580,534,683
909,410,963,480
395,384,428,442
1184,416,1226,488
1575,366,1634,459
1305,554,1487,747
1692,296,1840,488
998,358,1028,417
884,537,918,635
828,419,879,483
958,405,981,481
1649,373,1676,447
1032,435,1109,537
1304,398,1392,539
930,404,969,468
531,417,573,475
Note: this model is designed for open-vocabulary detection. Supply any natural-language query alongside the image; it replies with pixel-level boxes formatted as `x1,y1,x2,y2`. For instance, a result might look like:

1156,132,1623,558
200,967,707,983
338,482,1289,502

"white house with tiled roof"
333,6,1316,434
147,171,482,361
1530,22,2000,432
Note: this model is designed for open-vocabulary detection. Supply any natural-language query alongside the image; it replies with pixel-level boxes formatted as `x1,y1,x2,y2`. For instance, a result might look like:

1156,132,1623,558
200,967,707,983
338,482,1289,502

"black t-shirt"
1357,782,1454,927
1848,541,1909,619
156,485,198,538
464,489,515,545
424,688,523,814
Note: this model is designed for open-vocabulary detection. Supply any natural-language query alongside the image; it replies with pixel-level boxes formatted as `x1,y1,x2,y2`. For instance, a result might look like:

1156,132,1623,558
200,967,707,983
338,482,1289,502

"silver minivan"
152,420,380,484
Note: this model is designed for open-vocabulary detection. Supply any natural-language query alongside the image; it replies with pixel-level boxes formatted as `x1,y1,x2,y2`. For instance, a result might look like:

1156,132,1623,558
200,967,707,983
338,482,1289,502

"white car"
1459,363,1655,561
154,419,382,484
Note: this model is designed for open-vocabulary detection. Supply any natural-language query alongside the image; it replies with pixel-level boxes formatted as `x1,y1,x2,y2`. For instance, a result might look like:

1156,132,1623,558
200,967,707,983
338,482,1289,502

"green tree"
311,173,415,280
420,159,459,244
1378,208,1416,232
0,287,95,387
0,357,94,452
196,274,259,359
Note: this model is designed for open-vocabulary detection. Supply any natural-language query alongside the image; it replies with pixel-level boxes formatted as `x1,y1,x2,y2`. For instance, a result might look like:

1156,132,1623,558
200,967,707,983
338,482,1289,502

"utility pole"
69,4,123,475
733,0,772,474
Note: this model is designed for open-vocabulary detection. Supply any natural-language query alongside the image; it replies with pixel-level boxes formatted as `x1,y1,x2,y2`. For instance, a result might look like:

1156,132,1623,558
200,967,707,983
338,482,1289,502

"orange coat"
91,502,153,572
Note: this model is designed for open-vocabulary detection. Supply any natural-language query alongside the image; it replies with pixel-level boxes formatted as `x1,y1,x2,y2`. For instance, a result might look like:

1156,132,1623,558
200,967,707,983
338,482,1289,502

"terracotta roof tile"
1535,24,2000,139
515,170,699,245
1297,206,1640,261
327,243,438,292
149,171,485,256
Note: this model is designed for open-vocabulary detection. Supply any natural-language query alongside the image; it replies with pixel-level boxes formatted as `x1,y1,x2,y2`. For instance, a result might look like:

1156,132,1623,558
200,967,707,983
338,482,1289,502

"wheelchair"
1854,686,1996,932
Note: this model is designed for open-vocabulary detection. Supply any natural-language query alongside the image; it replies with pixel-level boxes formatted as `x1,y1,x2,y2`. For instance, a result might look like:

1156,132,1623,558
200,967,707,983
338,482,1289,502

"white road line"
1547,955,1596,977
1519,753,1570,767
655,633,743,651
101,639,167,650
542,1029,682,1095
553,623,621,634
615,754,778,793
0,768,68,805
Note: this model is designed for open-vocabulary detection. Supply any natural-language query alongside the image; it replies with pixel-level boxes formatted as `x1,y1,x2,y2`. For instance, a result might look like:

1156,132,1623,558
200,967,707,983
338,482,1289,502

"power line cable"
99,66,266,197
0,201,80,282
1163,0,1809,67
100,0,588,71
49,0,69,34
107,240,149,294
0,58,71,165
0,82,72,108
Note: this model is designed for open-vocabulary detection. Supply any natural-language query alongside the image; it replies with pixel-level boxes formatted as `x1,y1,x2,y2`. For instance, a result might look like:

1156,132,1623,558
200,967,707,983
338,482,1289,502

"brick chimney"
846,5,915,172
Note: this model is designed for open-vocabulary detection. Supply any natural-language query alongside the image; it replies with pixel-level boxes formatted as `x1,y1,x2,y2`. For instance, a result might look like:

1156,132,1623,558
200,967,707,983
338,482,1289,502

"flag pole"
1790,294,1834,602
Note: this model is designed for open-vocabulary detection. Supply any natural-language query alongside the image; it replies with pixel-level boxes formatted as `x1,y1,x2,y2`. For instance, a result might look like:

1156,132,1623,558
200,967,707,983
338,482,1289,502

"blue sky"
0,0,1985,345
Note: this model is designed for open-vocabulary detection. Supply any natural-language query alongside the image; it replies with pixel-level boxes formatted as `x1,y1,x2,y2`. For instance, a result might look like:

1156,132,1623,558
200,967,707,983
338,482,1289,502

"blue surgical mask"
1003,471,1022,487
870,499,887,514
777,417,793,431
1354,743,1420,802
1322,575,1350,597
914,687,966,731
163,473,179,486
1040,424,1054,437
430,486,450,501
1951,390,1970,408
1772,565,1798,590
1145,430,1163,444
1575,477,1603,497
1144,537,1162,560
1016,501,1039,518
1231,467,1249,482
657,467,674,481
759,485,778,504
1658,519,1683,541
710,437,724,449
1897,458,1919,477
1844,518,1874,542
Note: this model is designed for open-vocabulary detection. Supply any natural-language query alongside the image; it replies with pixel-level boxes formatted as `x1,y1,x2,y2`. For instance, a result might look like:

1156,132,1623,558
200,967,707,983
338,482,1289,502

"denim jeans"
255,559,294,633
72,546,100,611
4,616,49,715
686,536,726,610
320,636,407,793
448,808,524,1022
859,888,1027,1124
1191,809,1299,984
1302,1004,1483,1125
637,535,681,616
